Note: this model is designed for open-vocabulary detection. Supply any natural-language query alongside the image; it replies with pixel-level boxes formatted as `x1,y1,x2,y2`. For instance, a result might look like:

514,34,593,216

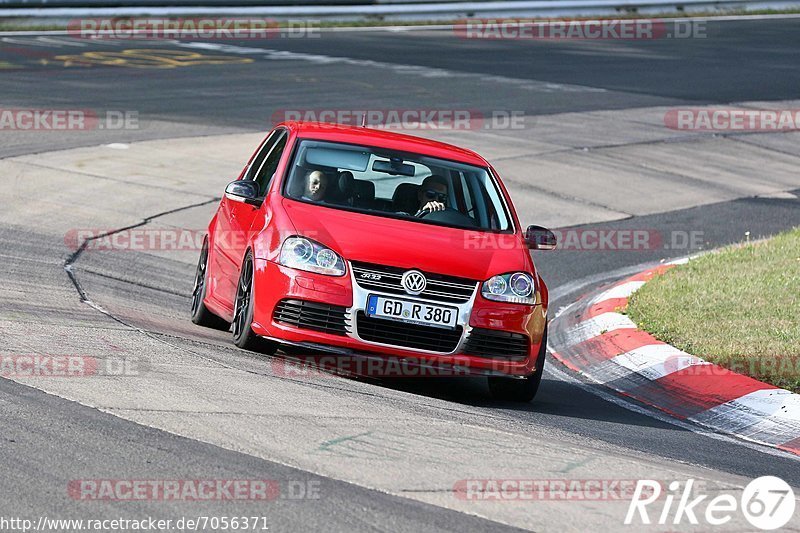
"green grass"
626,227,800,392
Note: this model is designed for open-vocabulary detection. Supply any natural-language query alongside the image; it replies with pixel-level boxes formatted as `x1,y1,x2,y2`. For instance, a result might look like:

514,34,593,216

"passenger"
302,170,328,202
416,174,448,216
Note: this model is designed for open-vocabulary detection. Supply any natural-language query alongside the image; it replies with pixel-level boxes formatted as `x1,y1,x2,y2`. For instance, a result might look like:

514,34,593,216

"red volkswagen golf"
191,122,556,401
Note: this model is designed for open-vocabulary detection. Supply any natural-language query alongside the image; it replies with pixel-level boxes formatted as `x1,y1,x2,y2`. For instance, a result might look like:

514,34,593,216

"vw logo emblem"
401,270,427,295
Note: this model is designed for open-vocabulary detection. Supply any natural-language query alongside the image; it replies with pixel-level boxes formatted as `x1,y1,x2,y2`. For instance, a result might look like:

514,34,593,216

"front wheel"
488,324,547,402
232,252,277,355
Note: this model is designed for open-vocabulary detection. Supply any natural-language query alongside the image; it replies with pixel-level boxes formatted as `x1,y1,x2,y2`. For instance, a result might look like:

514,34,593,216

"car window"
253,131,287,196
283,139,512,232
244,130,280,181
244,129,287,196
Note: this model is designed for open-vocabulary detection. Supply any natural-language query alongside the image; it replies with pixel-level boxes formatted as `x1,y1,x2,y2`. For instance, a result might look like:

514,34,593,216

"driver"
301,170,328,202
416,174,448,216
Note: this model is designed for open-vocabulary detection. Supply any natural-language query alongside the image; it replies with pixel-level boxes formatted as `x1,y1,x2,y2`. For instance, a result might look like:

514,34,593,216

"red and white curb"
549,259,800,455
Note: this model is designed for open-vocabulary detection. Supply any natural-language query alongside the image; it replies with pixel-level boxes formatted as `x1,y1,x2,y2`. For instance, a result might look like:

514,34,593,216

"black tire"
488,324,547,402
232,251,278,355
190,239,230,330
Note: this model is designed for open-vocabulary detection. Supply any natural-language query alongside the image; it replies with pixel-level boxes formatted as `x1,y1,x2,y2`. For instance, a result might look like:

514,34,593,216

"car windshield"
283,139,512,232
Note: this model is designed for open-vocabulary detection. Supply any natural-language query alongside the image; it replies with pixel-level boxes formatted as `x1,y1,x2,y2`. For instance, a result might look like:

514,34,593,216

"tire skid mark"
61,196,240,371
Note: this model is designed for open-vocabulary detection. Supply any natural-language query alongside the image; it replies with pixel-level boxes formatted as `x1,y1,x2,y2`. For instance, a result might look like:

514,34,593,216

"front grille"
351,261,477,304
274,299,348,336
462,328,529,360
355,312,462,353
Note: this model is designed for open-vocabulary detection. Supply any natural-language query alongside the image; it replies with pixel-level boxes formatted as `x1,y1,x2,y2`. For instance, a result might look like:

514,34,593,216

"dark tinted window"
244,129,288,196
283,140,511,231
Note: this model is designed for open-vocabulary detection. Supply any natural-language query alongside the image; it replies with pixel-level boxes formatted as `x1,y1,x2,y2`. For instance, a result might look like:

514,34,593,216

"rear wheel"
488,324,547,402
232,252,277,355
190,239,230,330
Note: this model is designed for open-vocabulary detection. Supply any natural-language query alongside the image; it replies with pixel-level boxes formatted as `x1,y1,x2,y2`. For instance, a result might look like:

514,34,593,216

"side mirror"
225,180,261,207
526,225,557,250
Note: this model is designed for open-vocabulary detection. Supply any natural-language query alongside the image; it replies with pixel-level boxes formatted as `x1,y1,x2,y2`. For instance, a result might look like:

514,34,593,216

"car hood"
282,199,530,281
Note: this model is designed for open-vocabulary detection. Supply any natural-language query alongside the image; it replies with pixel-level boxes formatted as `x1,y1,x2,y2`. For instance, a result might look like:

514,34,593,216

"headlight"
279,237,345,276
481,272,536,304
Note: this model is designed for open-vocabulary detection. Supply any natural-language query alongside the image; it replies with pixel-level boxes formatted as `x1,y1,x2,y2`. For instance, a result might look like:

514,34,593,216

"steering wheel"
415,207,478,227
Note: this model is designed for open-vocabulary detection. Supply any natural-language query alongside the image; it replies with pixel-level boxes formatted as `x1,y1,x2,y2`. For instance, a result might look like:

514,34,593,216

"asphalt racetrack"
1,17,800,531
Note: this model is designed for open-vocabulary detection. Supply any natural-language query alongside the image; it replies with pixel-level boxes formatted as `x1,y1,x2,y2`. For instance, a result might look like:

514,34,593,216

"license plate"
367,295,457,330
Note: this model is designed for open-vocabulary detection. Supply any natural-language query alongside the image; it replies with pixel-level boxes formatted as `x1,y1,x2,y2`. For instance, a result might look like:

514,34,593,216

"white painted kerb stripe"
667,257,691,266
689,389,800,446
591,281,645,304
563,312,636,345
720,388,800,422
610,344,711,381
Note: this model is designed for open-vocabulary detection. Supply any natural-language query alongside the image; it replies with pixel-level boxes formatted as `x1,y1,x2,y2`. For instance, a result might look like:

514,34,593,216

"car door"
211,128,289,311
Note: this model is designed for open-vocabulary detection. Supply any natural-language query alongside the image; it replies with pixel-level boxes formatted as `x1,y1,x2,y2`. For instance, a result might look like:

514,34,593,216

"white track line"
2,13,800,37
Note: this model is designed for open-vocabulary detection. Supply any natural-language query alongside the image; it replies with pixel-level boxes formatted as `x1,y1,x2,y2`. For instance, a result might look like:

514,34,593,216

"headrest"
353,179,375,202
337,171,355,196
288,167,307,198
392,183,420,213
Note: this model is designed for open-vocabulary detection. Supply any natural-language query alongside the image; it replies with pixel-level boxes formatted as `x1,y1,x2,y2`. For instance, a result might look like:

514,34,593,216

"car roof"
278,121,490,167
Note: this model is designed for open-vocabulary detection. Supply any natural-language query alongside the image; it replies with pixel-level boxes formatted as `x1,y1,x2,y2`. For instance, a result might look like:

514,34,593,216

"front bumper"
250,259,547,377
